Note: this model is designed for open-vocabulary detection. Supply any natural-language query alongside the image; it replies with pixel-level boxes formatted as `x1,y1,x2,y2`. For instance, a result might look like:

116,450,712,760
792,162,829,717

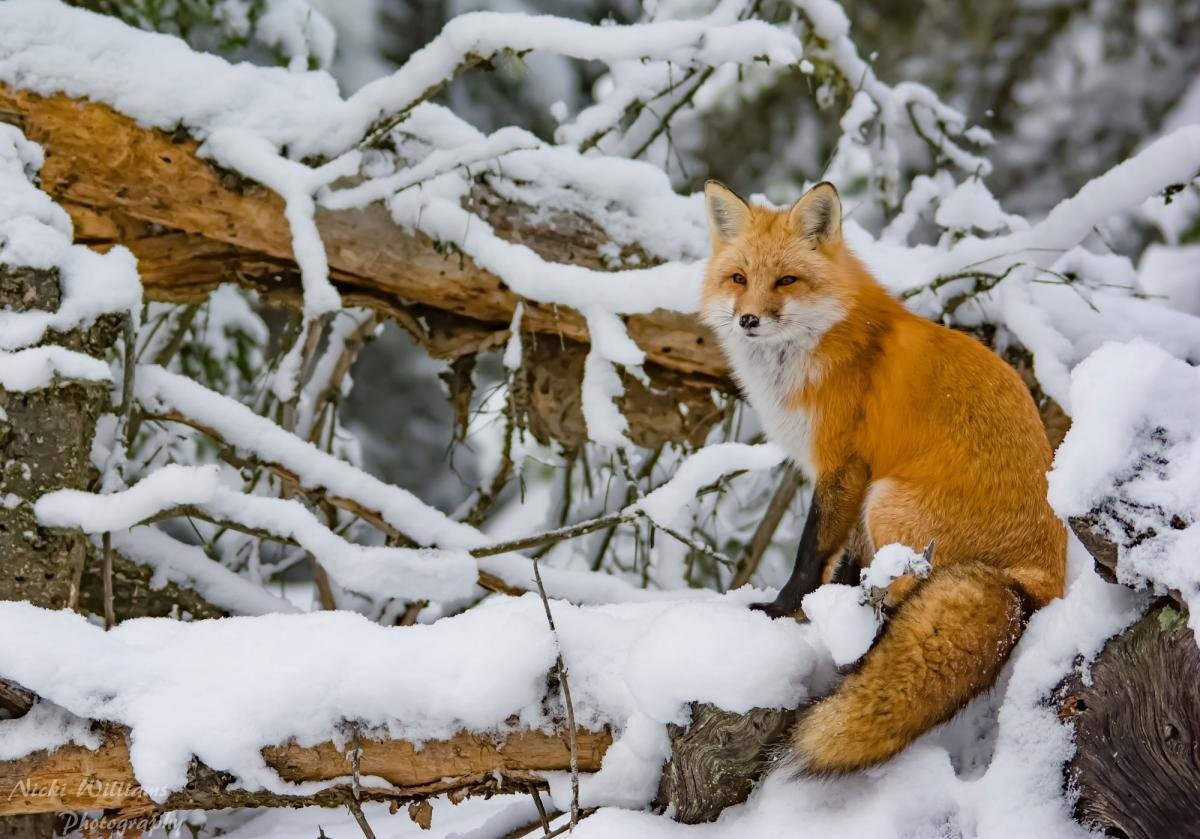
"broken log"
0,85,728,385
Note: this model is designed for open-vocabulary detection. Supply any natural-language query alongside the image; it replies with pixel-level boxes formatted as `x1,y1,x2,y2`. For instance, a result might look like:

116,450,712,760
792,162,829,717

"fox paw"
749,601,804,620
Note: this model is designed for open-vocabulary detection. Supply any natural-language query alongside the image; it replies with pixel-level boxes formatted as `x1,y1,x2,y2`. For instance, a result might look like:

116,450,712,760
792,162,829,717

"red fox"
700,180,1067,774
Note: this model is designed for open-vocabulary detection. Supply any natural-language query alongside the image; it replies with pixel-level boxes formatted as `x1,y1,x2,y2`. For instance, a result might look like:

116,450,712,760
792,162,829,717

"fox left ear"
704,180,752,247
789,182,842,246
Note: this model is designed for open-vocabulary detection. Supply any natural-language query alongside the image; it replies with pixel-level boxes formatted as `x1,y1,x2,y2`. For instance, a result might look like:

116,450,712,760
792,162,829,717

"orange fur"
700,181,1067,773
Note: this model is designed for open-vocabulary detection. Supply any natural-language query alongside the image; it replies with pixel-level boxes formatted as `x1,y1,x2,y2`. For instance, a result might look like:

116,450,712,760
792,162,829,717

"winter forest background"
0,0,1197,837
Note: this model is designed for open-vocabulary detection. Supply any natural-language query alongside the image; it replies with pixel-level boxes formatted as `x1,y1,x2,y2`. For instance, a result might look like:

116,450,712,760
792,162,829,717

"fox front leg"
750,458,869,619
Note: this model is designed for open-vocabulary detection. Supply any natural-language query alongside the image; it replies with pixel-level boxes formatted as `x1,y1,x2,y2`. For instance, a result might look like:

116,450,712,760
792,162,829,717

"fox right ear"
704,180,751,246
789,181,842,246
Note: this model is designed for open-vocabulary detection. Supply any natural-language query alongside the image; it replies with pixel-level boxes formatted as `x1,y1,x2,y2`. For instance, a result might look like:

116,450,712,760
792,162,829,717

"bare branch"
0,722,611,817
101,531,115,630
531,557,580,829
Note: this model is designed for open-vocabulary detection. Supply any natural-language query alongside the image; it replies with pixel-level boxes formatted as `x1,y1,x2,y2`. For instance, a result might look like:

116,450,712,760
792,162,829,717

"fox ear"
789,182,842,246
704,180,751,246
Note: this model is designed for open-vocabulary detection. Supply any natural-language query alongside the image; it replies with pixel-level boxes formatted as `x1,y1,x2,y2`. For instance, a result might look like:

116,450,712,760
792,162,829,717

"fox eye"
731,273,747,285
776,275,799,287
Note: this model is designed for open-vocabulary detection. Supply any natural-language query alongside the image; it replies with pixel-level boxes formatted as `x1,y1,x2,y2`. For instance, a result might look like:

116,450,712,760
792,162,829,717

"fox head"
700,181,850,348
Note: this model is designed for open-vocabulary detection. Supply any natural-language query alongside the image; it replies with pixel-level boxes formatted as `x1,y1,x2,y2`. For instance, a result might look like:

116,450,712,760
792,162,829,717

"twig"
101,531,115,630
462,381,519,527
590,446,662,571
541,810,598,838
306,313,379,445
348,726,365,802
901,262,1022,318
615,448,736,570
531,557,579,830
280,317,325,433
359,52,491,149
528,785,552,837
149,305,199,367
146,410,418,547
627,67,715,160
346,796,377,839
470,510,634,558
118,314,137,449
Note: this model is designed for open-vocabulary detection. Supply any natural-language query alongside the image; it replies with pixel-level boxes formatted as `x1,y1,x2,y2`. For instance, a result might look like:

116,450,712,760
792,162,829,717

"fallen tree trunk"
0,85,728,386
0,722,610,817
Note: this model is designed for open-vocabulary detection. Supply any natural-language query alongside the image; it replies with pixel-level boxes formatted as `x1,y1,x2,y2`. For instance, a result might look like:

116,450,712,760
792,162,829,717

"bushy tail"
791,562,1026,774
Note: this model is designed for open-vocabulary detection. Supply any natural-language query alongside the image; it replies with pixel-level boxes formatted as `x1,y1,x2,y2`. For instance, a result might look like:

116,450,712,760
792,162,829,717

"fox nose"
739,313,760,331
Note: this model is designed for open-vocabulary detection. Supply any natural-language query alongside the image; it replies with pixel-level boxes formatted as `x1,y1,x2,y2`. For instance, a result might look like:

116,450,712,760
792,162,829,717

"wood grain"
655,703,795,824
1060,604,1200,839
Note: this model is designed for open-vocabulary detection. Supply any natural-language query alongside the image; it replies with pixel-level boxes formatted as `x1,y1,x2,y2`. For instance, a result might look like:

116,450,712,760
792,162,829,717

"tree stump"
1061,604,1200,839
656,703,796,824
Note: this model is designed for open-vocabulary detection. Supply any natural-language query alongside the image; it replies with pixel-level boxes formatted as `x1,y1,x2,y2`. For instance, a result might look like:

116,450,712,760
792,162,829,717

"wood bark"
0,721,610,818
655,704,795,824
0,265,114,612
1060,604,1200,839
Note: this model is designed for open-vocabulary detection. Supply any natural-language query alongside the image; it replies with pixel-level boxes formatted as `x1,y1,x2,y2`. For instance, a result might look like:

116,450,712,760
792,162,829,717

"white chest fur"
724,340,818,474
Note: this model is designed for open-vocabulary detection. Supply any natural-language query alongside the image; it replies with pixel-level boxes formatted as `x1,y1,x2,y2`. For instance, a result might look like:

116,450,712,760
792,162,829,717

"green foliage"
67,0,268,50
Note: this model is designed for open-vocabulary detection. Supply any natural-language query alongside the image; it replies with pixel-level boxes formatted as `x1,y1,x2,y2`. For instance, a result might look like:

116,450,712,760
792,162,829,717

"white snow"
801,583,878,666
862,542,932,590
934,177,1028,235
0,699,100,762
35,464,481,604
581,350,633,448
0,593,828,804
111,527,300,617
633,443,787,527
503,302,525,371
0,346,111,391
200,130,359,318
0,124,141,351
1139,243,1200,316
134,365,485,549
564,540,1145,839
0,4,1196,838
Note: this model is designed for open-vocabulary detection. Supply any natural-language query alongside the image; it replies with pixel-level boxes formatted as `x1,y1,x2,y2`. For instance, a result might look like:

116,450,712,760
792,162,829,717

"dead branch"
531,555,581,828
0,722,610,817
145,409,417,545
654,703,794,824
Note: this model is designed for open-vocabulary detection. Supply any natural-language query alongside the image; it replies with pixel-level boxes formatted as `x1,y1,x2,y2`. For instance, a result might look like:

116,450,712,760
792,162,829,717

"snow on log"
1049,339,1199,614
0,595,835,818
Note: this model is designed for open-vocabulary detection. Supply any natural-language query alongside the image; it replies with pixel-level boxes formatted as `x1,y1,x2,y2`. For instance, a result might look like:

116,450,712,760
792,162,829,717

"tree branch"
0,722,611,817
